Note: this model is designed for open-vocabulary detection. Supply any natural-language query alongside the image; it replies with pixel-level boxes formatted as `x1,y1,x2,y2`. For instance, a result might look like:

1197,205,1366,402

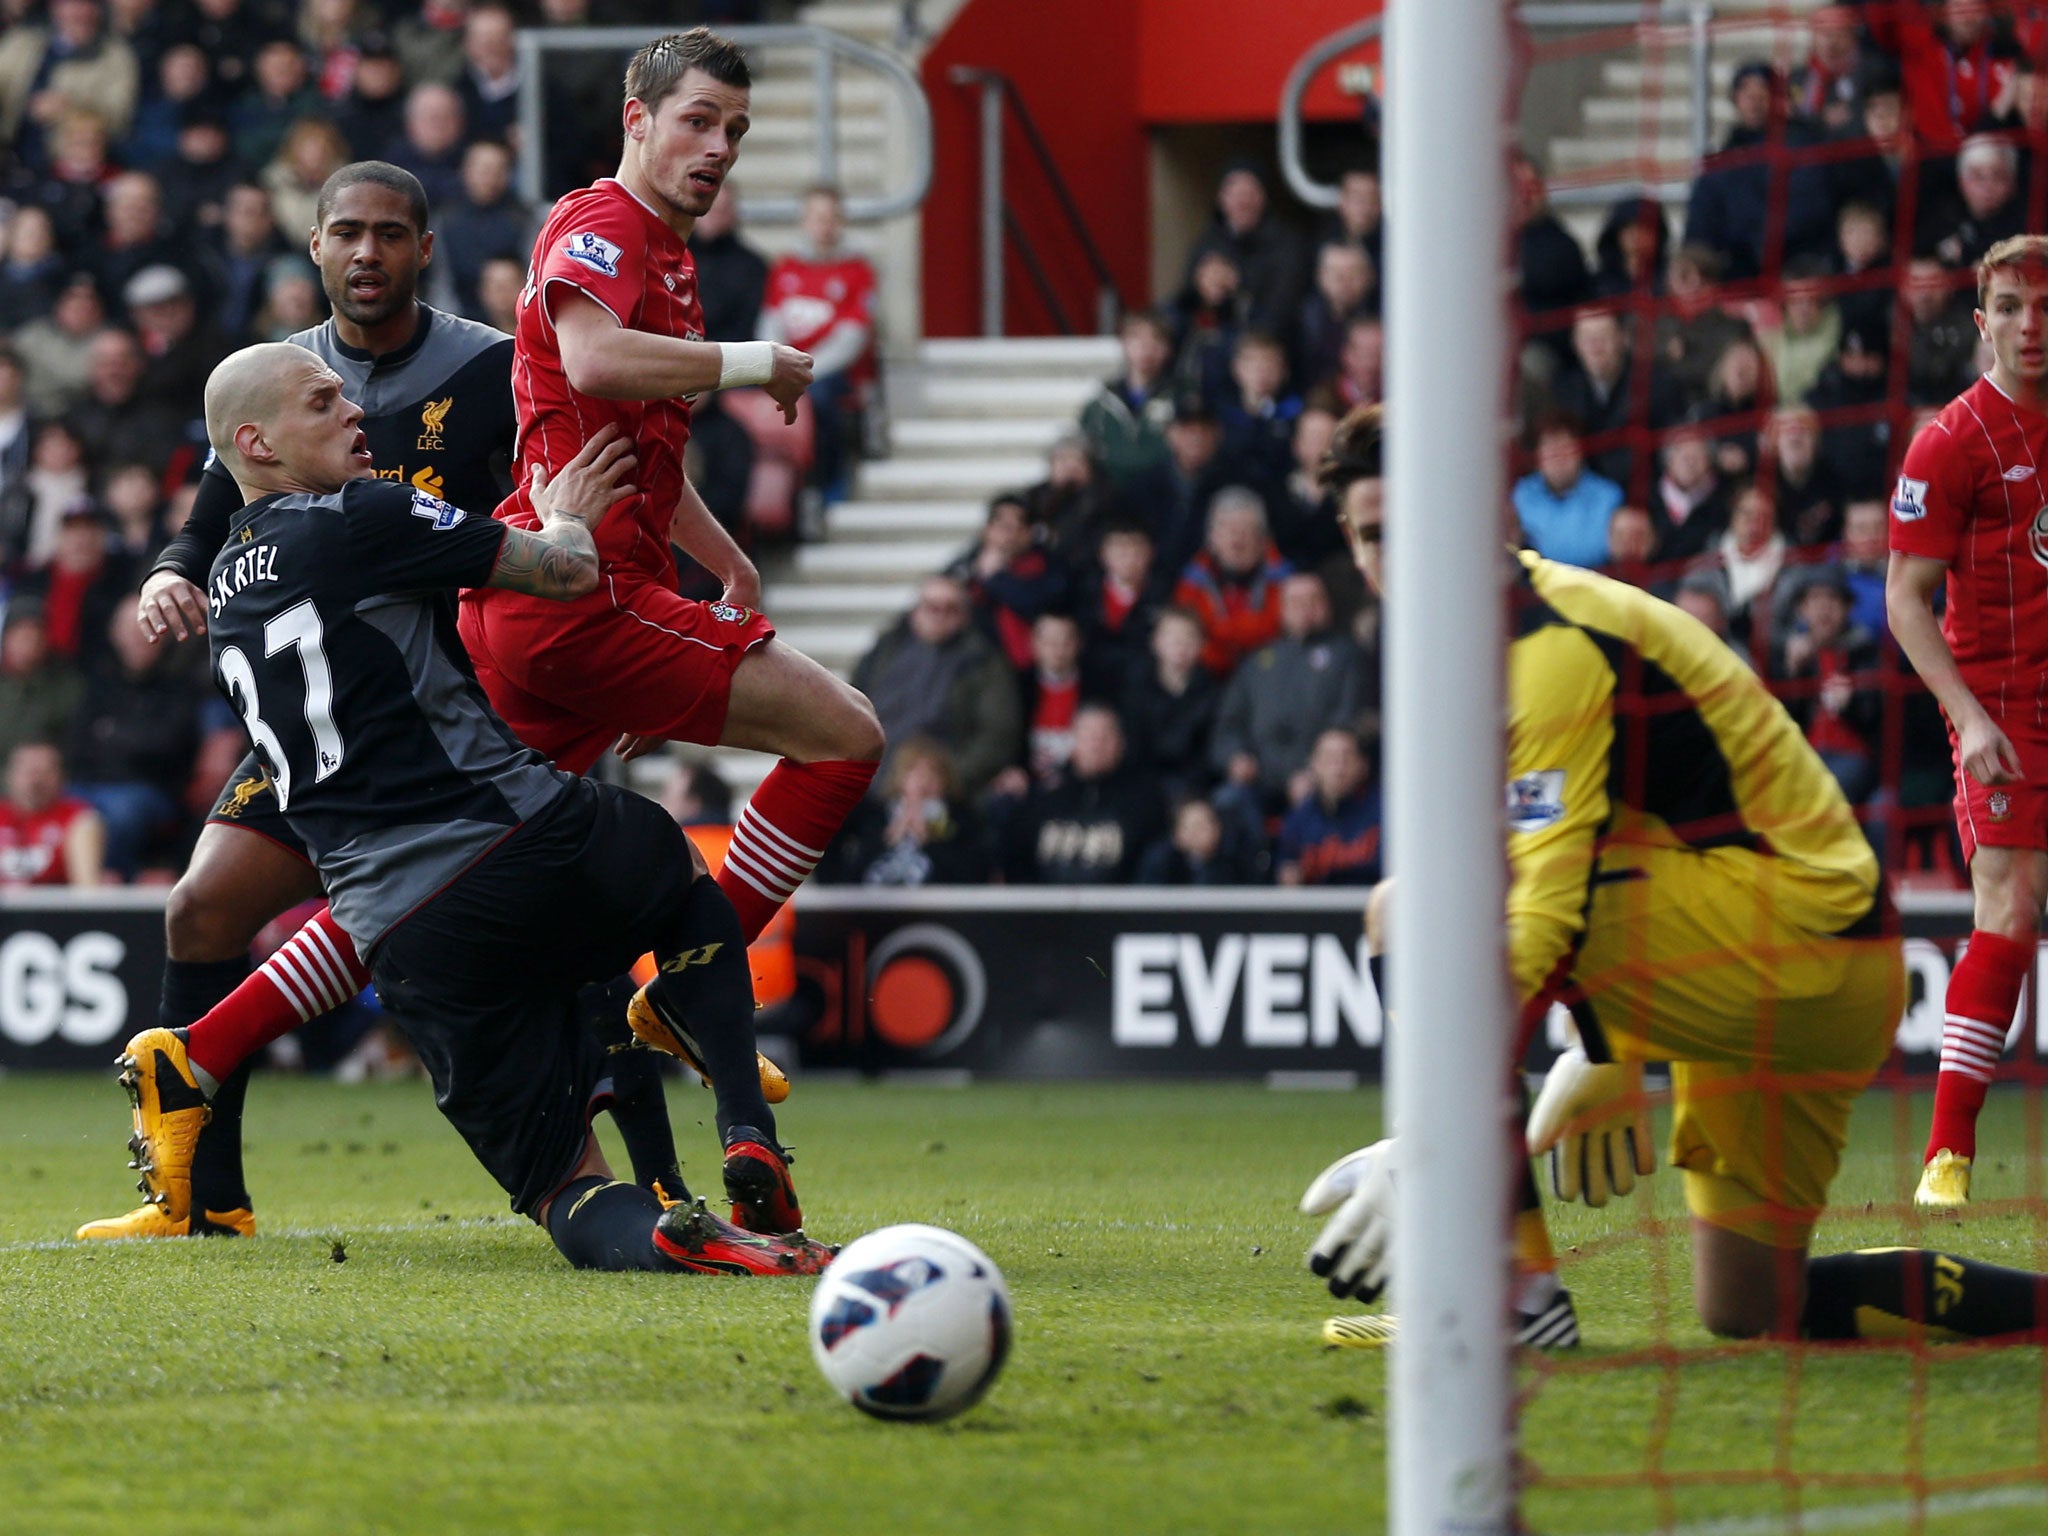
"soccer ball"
808,1223,1012,1421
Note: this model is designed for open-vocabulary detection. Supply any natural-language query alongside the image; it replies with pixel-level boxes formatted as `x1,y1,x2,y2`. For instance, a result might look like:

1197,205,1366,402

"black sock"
160,956,252,1032
578,975,687,1198
1369,953,1387,1016
162,958,254,1215
648,876,773,1144
190,1061,253,1215
544,1175,672,1271
1803,1248,2046,1340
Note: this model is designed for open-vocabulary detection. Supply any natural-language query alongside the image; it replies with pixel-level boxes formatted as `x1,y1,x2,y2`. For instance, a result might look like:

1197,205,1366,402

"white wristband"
716,340,776,390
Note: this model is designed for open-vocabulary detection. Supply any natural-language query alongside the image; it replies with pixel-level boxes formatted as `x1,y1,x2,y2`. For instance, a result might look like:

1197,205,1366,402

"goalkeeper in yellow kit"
1301,405,2046,1344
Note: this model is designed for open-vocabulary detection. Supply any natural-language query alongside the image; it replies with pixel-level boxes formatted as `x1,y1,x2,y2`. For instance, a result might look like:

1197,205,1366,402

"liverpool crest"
418,396,451,450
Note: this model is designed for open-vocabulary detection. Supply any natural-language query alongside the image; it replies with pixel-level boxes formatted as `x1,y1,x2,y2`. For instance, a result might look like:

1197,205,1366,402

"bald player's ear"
235,422,272,465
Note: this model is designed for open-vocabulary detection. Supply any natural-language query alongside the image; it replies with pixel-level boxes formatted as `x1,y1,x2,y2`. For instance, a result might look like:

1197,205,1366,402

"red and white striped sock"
1924,929,2030,1164
184,906,371,1084
716,758,876,943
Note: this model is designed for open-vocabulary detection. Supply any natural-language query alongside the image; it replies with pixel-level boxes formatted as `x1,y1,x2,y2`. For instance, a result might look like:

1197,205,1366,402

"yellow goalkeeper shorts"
1571,842,1904,1249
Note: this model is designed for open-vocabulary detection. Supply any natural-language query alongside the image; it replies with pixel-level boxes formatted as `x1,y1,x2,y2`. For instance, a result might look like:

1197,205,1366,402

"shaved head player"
79,163,728,1243
115,341,830,1277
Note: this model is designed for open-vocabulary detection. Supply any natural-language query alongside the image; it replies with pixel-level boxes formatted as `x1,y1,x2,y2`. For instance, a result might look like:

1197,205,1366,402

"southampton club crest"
709,602,752,624
2031,505,2048,571
1989,790,2013,823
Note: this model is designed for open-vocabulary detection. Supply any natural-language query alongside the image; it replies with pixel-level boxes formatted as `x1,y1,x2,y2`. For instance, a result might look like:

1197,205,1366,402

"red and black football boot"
721,1126,804,1236
651,1200,833,1275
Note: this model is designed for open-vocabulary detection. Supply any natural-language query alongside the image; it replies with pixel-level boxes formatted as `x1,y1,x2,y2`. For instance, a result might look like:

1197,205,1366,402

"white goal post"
1383,1,1516,1532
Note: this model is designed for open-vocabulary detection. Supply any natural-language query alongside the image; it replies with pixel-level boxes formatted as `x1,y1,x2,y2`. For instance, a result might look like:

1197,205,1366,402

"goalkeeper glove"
1526,1044,1655,1208
1300,1139,1396,1303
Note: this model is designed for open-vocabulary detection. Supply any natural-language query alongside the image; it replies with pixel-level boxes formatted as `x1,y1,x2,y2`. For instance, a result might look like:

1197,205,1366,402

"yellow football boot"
1322,1288,1581,1351
76,1205,254,1240
626,985,789,1103
1322,1314,1398,1349
1915,1149,1973,1209
115,1027,213,1223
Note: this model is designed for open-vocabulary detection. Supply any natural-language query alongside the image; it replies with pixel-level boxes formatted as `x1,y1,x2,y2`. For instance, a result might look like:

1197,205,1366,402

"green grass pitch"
0,1072,2042,1536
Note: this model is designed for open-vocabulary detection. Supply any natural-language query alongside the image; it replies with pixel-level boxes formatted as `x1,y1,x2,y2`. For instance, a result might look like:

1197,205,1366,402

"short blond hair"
1977,234,2048,308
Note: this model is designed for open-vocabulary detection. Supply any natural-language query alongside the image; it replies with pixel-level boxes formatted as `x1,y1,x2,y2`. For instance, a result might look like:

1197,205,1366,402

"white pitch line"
1590,1482,2048,1536
0,1216,513,1253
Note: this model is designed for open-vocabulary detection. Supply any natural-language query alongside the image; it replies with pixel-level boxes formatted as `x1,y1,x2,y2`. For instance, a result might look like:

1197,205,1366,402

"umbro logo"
2005,465,2038,481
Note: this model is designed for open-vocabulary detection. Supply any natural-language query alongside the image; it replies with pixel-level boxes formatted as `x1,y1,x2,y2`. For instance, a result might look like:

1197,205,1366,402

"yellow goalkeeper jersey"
1504,552,1881,1010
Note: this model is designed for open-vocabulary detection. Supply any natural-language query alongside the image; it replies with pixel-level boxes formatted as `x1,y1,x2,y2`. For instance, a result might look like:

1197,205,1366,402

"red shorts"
458,574,776,776
1950,721,2048,866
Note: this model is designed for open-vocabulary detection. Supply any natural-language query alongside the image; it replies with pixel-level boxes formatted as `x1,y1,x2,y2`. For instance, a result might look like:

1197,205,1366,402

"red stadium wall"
919,0,1147,338
919,0,1384,337
1135,0,1381,124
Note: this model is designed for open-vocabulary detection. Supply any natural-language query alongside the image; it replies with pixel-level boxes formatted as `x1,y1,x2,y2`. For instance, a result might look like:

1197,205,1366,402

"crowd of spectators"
1,0,2021,892
828,153,1390,889
1499,0,2048,876
0,0,889,887
827,2,2039,891
829,411,1383,888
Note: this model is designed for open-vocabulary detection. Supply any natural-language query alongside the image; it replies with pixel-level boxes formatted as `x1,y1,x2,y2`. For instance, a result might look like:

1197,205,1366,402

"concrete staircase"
767,334,1122,676
1536,1,1827,257
663,337,1120,800
724,2,928,381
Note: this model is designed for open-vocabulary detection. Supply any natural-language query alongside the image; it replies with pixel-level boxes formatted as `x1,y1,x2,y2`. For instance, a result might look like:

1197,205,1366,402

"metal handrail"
1276,14,1381,211
949,66,1124,338
1279,2,1723,211
513,23,934,222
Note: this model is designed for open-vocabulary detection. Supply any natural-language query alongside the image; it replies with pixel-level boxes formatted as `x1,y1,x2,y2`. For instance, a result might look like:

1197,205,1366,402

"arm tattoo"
491,517,599,599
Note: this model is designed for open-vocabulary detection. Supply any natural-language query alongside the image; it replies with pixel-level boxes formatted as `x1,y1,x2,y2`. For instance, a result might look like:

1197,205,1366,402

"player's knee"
808,678,882,763
1695,1286,1794,1343
838,692,885,763
1981,885,2046,939
1694,1257,1802,1339
1971,853,2048,937
1695,1289,1772,1340
164,876,256,962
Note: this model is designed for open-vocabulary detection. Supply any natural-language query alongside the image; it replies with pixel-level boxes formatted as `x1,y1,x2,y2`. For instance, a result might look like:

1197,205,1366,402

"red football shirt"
1891,374,2048,726
507,178,707,580
0,798,92,887
1807,648,1866,756
762,252,876,382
